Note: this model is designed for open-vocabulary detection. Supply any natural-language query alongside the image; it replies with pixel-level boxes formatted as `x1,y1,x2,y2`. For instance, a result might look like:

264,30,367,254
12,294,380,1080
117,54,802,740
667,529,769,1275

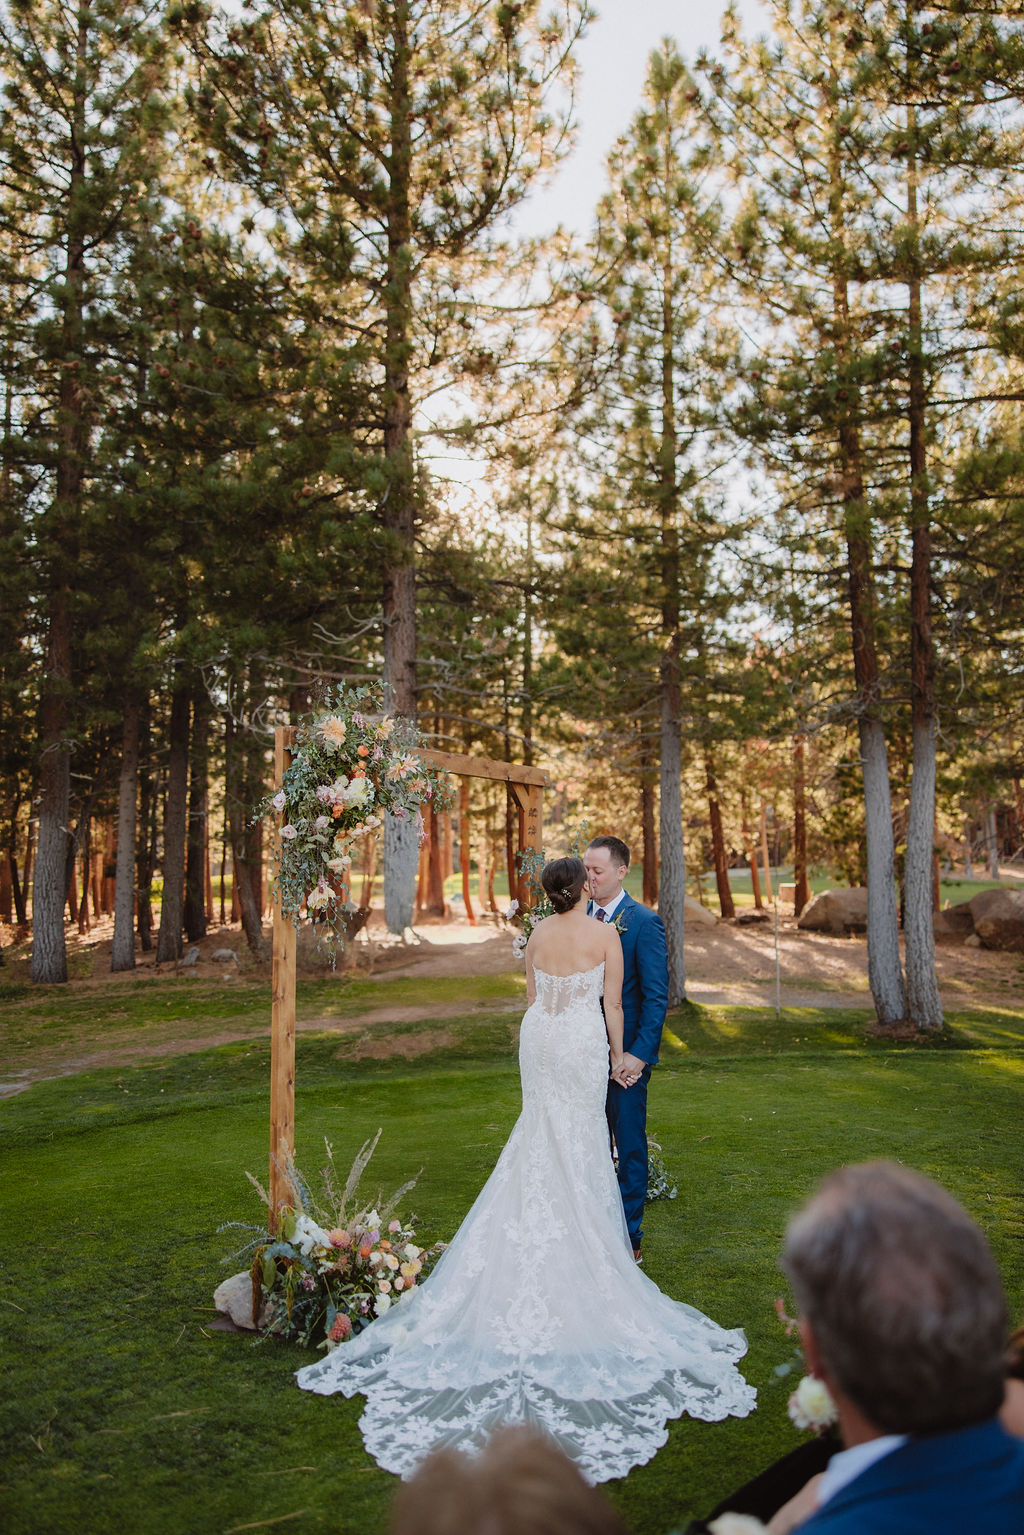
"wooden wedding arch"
268,725,546,1222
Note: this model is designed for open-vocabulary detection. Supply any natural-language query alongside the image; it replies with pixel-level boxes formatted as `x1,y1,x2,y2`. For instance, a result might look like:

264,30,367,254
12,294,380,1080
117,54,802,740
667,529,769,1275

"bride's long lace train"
296,963,756,1481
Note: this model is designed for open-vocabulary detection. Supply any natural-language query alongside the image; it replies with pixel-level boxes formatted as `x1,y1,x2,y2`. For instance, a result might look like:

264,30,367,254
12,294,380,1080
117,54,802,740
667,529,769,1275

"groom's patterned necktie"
595,907,607,922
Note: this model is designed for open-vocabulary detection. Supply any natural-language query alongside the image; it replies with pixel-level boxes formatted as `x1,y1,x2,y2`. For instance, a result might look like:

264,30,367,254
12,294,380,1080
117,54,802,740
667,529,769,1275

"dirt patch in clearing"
2,903,1022,1094
338,1028,457,1061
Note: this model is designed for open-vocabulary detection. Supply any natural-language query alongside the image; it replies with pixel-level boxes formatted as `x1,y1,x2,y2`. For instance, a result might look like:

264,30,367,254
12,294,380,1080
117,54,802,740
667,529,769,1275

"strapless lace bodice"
296,958,755,1481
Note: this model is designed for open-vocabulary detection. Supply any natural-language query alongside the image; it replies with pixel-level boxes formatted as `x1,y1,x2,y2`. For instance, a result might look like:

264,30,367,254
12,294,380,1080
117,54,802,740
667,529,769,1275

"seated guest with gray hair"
772,1160,1024,1533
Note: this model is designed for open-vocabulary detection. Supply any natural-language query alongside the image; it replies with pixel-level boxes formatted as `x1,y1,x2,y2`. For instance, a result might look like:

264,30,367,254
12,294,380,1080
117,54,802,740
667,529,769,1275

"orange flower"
359,1243,372,1259
357,744,369,757
331,804,344,818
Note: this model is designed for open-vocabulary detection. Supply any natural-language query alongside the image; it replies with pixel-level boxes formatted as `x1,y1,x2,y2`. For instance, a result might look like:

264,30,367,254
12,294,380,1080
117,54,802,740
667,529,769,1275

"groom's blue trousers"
606,1065,651,1248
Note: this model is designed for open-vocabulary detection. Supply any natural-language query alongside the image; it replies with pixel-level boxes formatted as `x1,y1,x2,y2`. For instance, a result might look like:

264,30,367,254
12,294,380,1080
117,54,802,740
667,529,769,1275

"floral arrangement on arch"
220,1130,447,1350
259,683,451,942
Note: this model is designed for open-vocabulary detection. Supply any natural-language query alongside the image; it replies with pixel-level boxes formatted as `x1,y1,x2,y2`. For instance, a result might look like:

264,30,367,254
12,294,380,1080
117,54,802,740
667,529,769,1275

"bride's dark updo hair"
541,856,587,915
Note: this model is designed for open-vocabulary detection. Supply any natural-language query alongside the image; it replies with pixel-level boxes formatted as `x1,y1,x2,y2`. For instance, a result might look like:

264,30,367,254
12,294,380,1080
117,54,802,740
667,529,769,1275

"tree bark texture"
184,689,210,942
903,116,943,1032
224,712,270,959
156,682,190,963
827,69,907,1023
704,741,735,919
460,778,476,923
111,690,141,971
640,764,658,907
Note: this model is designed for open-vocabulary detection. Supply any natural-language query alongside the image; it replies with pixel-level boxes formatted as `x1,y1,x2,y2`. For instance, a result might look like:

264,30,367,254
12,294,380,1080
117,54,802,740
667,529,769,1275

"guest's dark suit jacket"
797,1418,1024,1534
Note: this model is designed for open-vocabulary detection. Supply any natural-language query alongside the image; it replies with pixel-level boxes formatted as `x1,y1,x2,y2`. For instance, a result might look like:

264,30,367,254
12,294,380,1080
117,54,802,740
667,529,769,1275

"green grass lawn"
2,982,1023,1535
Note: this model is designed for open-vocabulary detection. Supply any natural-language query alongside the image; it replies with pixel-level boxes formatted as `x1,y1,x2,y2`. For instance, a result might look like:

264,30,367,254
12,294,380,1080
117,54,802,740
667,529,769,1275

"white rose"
788,1374,837,1432
402,1243,421,1261
374,1293,392,1316
326,856,352,875
280,824,298,840
272,790,286,812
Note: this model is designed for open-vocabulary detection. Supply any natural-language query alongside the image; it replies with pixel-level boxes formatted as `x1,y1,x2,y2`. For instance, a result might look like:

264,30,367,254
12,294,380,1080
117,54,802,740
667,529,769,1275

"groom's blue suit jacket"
797,1418,1024,1534
609,892,669,1066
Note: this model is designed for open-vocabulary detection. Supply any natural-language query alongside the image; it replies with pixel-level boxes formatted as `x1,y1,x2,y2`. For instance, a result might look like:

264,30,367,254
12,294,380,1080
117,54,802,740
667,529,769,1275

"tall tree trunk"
793,731,810,915
224,712,270,958
22,812,36,921
741,789,763,910
657,254,686,1005
704,741,735,919
985,807,999,880
760,801,775,904
6,799,27,927
137,702,155,950
156,680,190,962
504,792,517,909
31,11,90,985
903,108,943,1032
829,82,907,1025
78,816,92,934
111,690,141,971
380,0,419,935
184,690,210,942
640,746,658,907
460,778,476,924
423,805,445,916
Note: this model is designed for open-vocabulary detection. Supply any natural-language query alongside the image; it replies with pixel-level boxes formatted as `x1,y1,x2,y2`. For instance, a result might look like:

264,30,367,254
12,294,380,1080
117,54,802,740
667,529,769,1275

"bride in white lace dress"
296,857,755,1481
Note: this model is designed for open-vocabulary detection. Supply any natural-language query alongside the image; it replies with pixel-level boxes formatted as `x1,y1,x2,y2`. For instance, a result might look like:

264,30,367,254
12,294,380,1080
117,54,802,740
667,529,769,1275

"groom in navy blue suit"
584,836,669,1263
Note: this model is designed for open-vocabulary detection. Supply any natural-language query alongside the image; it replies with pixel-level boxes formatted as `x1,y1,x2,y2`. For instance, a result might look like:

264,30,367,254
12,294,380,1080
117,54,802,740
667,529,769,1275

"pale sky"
513,0,771,237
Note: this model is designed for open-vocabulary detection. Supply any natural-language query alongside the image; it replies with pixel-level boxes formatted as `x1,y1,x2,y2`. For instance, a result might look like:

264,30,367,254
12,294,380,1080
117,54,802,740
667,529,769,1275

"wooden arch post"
267,728,546,1228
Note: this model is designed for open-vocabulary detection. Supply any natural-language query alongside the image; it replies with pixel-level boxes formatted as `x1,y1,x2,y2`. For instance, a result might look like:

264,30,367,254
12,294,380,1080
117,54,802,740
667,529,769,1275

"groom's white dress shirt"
590,889,626,923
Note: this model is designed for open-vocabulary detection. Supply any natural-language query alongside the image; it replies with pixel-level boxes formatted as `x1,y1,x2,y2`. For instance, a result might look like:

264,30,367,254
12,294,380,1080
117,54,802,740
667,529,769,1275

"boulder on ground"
213,1270,268,1330
933,900,974,942
211,948,240,964
177,944,201,968
797,887,868,936
968,888,1024,952
684,895,718,927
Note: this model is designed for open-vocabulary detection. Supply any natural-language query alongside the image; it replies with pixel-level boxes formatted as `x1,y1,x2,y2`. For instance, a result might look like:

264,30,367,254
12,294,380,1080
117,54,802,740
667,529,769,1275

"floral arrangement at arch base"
220,1130,447,1350
259,683,452,952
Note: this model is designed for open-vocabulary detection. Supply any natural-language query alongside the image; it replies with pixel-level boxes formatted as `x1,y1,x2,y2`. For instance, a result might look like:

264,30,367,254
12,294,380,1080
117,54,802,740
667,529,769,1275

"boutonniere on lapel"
610,913,627,935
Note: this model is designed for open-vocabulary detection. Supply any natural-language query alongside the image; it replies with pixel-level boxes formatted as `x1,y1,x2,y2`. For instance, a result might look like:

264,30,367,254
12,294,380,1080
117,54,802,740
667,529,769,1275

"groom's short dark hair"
587,835,630,870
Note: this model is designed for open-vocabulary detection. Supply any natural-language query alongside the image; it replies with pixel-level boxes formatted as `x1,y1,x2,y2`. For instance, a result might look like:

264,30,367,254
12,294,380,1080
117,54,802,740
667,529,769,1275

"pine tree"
573,42,737,1003
0,0,174,981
